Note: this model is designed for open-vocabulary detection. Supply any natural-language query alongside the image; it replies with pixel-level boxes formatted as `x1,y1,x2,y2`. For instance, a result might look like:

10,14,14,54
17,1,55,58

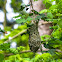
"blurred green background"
0,0,62,62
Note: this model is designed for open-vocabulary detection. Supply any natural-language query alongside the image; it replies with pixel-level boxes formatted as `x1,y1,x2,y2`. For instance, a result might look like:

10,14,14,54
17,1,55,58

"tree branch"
4,29,27,43
4,49,62,57
30,0,34,11
4,50,31,57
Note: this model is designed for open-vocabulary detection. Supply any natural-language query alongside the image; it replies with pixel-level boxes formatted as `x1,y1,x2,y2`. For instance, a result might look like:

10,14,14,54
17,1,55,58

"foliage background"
0,0,62,62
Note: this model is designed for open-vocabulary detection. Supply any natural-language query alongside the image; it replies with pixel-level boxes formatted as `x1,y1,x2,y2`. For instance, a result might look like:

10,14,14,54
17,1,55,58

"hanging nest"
28,22,41,52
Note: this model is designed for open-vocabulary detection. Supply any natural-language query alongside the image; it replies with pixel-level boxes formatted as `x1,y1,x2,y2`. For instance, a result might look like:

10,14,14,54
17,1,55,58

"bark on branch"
4,29,27,43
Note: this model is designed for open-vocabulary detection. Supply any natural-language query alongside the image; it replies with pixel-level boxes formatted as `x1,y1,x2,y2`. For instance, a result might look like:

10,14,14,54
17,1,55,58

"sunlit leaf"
58,19,62,28
47,12,53,19
39,9,48,14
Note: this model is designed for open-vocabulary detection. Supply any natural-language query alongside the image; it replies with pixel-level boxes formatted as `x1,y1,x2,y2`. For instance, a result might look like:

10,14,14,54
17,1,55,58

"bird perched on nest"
27,22,41,52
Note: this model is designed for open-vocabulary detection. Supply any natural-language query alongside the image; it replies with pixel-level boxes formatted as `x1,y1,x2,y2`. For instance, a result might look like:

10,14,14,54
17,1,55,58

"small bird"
28,22,41,52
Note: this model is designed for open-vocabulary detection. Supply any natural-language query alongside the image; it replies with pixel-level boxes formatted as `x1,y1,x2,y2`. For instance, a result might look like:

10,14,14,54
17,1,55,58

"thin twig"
56,49,62,53
30,0,36,24
41,22,52,25
5,50,31,57
30,0,34,11
4,29,27,43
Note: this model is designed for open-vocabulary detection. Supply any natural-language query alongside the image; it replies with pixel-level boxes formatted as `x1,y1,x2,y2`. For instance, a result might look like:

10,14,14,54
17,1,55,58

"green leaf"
0,43,10,51
49,5,57,11
0,54,4,62
31,10,39,15
47,12,53,19
4,60,11,62
45,2,52,9
56,13,62,16
25,4,30,7
53,19,58,23
35,15,42,20
29,13,33,16
41,35,50,42
34,0,38,1
39,9,48,14
16,19,26,23
49,25,58,29
0,28,1,31
58,19,62,28
15,60,20,62
46,49,56,55
26,17,33,21
13,14,22,18
35,14,47,20
20,5,25,11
